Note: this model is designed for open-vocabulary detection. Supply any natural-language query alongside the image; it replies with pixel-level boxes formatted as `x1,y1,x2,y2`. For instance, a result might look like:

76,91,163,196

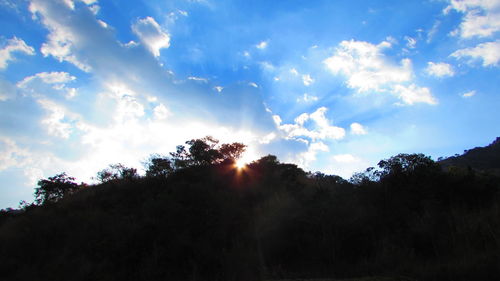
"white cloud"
462,90,476,98
333,153,357,163
65,87,77,98
302,74,314,86
426,62,455,77
153,103,170,120
30,1,92,72
123,40,139,48
259,61,275,70
17,71,77,99
89,4,100,15
393,84,438,105
273,107,346,141
427,20,441,43
37,99,75,139
324,40,412,92
297,93,318,103
0,137,30,170
289,68,299,76
404,36,417,49
27,0,185,106
97,19,108,28
248,82,259,88
256,40,268,49
445,0,500,38
105,84,145,122
451,41,500,66
295,141,329,168
324,39,437,105
0,37,35,70
213,86,223,92
61,0,74,10
81,0,99,6
385,36,398,45
40,31,91,71
0,136,72,189
132,16,170,57
350,122,367,135
294,112,309,125
259,132,276,144
18,71,76,86
188,76,208,83
0,136,76,191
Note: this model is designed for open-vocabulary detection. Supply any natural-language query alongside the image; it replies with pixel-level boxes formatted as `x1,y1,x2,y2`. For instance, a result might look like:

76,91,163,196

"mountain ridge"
439,137,500,175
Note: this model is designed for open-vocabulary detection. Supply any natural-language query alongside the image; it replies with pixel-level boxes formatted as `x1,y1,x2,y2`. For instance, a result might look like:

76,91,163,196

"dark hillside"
439,137,500,175
1,138,500,281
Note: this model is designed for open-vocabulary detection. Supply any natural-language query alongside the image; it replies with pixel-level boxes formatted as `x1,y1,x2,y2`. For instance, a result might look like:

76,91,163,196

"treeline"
0,137,499,281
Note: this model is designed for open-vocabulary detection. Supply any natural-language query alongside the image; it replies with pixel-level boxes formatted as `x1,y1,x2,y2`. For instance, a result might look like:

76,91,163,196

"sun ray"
235,159,246,170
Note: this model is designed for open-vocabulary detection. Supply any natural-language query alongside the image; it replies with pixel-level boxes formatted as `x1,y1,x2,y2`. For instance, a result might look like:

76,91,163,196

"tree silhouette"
170,145,191,169
186,136,222,165
170,136,246,169
145,154,173,178
378,153,439,177
96,163,138,183
34,173,79,205
219,142,246,161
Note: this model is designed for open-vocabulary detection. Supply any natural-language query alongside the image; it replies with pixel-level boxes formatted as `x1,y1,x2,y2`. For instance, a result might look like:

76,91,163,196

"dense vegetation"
1,137,499,281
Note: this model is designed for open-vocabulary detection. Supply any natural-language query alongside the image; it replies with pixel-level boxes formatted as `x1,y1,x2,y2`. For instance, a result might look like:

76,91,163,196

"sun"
235,159,246,170
234,146,258,170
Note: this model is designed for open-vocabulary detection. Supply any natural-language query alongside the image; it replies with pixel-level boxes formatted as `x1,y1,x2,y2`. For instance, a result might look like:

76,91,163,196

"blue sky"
1,0,499,208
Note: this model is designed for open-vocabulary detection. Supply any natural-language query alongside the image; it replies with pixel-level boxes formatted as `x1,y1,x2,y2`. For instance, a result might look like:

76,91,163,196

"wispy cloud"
248,82,259,88
302,74,314,86
452,41,500,66
462,90,476,98
0,37,35,69
256,40,268,50
187,76,209,83
132,17,170,57
17,71,77,99
404,36,416,49
297,93,318,103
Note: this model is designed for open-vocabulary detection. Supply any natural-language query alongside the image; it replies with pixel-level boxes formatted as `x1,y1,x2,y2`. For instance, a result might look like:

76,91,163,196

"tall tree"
34,173,79,205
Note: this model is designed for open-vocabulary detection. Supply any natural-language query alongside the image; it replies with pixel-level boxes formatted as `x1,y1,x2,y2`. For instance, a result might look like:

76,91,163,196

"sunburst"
235,159,246,170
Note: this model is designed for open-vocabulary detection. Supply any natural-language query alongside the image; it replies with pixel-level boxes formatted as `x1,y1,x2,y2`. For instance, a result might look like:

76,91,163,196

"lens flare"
235,159,246,169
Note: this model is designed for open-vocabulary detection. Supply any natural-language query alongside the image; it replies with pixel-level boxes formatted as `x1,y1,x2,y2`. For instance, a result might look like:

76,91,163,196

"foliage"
169,136,246,169
96,163,138,183
377,153,440,178
34,173,79,205
145,154,173,178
